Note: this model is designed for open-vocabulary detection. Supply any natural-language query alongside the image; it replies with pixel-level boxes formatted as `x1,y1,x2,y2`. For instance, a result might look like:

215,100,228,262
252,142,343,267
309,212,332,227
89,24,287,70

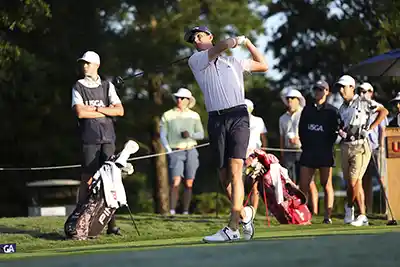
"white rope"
0,143,210,171
0,143,340,171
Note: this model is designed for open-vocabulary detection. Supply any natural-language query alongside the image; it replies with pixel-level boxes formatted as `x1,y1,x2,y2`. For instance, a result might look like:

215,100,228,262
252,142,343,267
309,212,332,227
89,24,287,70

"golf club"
112,56,190,89
370,151,397,225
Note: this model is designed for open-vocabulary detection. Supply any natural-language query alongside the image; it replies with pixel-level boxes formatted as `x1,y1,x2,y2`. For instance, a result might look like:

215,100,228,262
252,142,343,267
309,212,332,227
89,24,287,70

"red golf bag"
244,149,312,225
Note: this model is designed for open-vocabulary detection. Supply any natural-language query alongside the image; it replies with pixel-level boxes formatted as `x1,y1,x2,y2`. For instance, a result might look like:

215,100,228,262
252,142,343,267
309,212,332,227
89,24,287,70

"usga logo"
1,243,16,254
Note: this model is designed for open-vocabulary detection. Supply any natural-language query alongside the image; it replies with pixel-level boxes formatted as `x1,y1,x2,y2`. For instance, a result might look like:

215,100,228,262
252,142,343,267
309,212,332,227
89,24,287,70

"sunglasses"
313,86,326,92
286,97,297,100
177,97,189,100
360,90,373,94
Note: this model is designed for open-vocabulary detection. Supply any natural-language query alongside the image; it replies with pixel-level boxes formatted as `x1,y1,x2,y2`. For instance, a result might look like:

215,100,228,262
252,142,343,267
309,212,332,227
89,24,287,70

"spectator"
358,83,388,213
299,80,341,224
159,88,204,215
279,89,305,183
388,92,400,127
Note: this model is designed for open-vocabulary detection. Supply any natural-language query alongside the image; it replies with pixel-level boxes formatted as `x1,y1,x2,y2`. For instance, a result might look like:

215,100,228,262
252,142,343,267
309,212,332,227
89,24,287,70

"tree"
266,0,400,101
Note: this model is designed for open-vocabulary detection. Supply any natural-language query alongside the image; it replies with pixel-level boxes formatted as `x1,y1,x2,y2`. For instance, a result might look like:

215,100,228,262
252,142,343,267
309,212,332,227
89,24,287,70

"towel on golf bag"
94,161,127,209
245,149,312,225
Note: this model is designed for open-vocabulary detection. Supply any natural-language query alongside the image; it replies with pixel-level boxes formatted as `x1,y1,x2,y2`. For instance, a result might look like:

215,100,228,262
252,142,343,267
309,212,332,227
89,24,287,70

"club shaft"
370,153,396,221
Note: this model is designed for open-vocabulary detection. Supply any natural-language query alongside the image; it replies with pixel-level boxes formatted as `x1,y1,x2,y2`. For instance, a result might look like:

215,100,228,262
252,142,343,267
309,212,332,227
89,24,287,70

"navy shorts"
207,105,250,169
82,143,115,177
299,149,335,169
167,148,199,179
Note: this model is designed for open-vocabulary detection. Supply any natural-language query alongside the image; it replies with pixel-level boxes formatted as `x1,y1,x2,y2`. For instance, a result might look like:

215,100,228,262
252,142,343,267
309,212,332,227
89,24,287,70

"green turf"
0,213,399,265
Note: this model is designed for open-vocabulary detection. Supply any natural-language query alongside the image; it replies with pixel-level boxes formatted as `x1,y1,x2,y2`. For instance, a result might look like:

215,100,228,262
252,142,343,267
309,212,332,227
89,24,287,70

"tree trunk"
148,74,169,215
151,116,169,215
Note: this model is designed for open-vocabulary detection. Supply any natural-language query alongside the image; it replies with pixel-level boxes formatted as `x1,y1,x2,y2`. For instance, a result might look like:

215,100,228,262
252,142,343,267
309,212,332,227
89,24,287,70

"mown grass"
0,213,398,256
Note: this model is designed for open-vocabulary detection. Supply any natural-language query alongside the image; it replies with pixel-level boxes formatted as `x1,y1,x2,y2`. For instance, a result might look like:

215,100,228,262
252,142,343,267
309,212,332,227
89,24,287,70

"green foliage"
193,192,231,214
122,172,154,213
266,0,400,102
0,0,273,216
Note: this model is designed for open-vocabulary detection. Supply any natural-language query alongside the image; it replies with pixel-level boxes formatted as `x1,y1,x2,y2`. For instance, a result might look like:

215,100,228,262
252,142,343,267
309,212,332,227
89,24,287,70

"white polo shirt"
248,114,267,150
279,108,302,149
188,50,251,112
339,94,380,130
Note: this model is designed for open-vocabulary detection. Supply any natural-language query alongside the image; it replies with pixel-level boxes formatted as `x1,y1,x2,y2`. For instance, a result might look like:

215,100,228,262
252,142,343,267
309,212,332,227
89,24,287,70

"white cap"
77,51,100,65
358,82,374,92
390,92,400,102
173,88,196,108
335,75,355,87
282,89,306,107
245,99,254,113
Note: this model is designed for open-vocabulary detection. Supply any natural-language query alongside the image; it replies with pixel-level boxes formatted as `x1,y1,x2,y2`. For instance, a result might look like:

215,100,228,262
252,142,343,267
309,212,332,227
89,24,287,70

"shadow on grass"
49,231,400,255
0,225,66,241
117,214,228,224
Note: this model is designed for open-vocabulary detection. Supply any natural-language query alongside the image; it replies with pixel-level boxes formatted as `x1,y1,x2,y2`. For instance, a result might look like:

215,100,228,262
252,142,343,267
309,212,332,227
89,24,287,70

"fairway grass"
0,213,399,263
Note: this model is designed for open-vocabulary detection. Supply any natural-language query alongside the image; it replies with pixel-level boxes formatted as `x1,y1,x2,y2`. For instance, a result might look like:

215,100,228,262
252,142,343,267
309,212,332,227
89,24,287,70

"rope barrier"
0,143,342,171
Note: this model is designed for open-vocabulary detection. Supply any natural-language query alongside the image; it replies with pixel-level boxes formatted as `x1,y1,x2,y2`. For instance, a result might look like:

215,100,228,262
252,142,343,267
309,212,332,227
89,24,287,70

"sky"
231,12,345,109
232,13,285,81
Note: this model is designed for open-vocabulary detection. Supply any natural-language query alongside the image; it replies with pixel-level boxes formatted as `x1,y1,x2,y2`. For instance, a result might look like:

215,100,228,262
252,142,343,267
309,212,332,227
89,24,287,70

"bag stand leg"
125,205,141,236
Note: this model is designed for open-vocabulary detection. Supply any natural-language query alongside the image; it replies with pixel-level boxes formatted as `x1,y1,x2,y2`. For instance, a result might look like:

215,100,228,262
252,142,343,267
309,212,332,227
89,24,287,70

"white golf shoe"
351,215,369,226
203,226,240,243
241,206,256,240
344,205,355,224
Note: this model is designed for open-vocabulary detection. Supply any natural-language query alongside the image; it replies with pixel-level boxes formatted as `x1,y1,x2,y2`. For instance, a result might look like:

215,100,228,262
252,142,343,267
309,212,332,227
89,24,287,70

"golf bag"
244,149,312,225
64,140,139,240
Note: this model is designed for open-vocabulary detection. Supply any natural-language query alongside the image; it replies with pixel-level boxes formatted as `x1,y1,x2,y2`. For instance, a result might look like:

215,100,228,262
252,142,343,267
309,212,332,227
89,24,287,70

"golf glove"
236,36,247,46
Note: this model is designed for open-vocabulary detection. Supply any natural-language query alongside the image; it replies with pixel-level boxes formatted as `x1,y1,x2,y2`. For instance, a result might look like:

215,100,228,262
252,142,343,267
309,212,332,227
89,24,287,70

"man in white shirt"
279,89,305,183
244,99,267,214
185,26,268,242
159,88,204,215
72,51,124,235
335,75,388,226
358,82,388,213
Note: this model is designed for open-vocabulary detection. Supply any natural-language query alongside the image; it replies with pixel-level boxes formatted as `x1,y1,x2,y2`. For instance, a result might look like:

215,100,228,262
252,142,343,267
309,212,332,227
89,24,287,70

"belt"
342,139,366,145
208,104,247,116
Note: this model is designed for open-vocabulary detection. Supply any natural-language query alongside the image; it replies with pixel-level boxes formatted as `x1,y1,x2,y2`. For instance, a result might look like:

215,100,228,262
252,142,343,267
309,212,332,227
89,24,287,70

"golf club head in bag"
114,140,140,168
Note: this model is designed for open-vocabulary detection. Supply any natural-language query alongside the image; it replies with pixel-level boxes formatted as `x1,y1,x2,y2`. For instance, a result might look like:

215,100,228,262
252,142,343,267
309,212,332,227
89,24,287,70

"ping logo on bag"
98,208,112,225
0,243,16,254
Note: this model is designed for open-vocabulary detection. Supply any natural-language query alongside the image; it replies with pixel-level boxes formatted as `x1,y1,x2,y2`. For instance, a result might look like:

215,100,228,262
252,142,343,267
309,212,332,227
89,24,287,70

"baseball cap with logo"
335,75,356,88
184,26,213,43
77,51,100,65
313,80,330,91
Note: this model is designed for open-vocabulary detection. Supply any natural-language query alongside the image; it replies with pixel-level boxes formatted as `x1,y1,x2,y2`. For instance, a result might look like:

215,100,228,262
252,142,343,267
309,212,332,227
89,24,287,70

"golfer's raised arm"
245,39,268,72
207,37,239,61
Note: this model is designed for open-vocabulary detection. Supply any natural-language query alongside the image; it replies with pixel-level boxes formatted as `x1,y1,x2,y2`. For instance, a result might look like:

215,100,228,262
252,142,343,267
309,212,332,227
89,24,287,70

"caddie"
335,75,388,226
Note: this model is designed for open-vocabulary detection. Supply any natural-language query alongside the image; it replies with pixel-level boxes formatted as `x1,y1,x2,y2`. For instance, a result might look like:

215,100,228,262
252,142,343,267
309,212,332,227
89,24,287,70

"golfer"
185,26,268,242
